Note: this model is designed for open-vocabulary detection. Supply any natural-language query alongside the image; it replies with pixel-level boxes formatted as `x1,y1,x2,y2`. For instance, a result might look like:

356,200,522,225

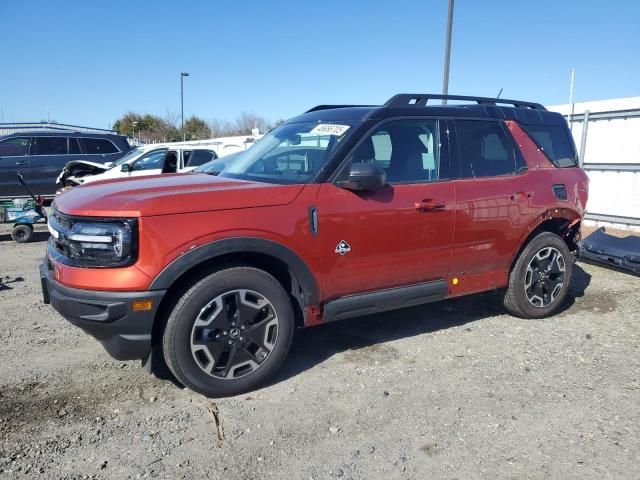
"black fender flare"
148,237,320,305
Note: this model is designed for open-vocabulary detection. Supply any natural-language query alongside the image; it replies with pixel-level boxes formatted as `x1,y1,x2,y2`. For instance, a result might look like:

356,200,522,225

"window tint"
0,137,30,156
132,149,166,171
69,138,82,155
523,124,577,167
34,136,68,155
81,138,118,155
349,119,441,183
455,120,517,178
186,150,215,167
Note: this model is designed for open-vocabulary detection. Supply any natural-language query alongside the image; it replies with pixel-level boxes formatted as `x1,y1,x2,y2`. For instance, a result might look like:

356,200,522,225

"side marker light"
132,300,153,311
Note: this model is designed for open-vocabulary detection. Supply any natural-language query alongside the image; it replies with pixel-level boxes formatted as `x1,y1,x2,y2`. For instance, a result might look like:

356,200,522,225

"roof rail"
384,94,546,111
305,104,375,113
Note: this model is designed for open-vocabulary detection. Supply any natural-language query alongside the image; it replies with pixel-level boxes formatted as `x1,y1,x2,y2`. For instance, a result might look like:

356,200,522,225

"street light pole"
181,72,190,141
442,0,455,104
132,121,138,145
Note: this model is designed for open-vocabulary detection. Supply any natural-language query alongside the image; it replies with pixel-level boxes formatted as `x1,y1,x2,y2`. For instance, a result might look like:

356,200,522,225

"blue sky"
1,0,638,128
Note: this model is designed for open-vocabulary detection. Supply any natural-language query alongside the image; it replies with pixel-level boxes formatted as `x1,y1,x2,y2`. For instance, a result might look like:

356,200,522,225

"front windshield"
220,121,353,184
111,147,144,167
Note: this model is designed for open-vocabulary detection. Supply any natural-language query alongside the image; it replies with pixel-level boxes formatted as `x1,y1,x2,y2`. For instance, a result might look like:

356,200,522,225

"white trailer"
548,97,640,231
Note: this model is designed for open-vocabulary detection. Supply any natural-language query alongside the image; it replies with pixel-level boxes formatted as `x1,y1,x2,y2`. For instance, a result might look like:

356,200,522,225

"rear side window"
81,138,119,154
186,150,215,167
0,137,30,156
34,136,68,155
455,120,519,178
523,124,577,167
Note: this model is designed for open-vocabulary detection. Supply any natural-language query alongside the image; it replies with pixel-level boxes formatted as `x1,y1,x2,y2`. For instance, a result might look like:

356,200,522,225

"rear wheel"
163,267,295,397
12,224,33,243
502,232,572,318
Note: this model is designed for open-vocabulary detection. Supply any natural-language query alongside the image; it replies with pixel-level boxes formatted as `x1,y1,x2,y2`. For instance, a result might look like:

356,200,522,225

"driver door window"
132,150,167,171
347,119,444,183
0,137,31,156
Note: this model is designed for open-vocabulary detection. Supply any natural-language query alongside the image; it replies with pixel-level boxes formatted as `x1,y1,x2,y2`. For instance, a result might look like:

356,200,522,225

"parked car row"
0,131,130,198
0,130,250,199
57,145,219,189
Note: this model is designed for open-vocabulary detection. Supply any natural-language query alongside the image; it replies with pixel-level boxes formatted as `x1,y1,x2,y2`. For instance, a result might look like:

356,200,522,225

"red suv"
41,94,588,397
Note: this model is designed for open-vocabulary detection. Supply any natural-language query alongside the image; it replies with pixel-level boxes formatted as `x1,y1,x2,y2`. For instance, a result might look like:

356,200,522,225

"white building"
548,97,640,230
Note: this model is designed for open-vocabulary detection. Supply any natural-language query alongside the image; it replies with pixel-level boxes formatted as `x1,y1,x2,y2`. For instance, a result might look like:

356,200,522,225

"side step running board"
323,280,448,323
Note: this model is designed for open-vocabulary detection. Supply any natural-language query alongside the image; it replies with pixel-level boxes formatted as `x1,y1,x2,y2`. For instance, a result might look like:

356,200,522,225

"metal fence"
0,122,116,136
568,108,640,227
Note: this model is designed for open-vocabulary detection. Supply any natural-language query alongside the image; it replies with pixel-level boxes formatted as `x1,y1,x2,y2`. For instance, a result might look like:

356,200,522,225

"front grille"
49,209,74,258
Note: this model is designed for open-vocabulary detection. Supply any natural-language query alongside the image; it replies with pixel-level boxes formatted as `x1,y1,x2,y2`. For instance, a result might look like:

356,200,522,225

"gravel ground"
1,222,639,480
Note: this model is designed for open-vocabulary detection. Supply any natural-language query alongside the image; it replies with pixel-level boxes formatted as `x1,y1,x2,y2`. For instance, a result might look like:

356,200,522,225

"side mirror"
288,134,302,146
337,162,387,191
121,163,131,172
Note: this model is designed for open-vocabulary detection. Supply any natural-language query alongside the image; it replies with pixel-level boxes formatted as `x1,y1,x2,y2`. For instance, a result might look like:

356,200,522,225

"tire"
162,267,295,397
502,232,573,319
12,224,34,243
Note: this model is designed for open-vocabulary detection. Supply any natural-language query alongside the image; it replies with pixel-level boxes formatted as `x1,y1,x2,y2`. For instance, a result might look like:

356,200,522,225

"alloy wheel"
190,289,279,379
524,247,566,307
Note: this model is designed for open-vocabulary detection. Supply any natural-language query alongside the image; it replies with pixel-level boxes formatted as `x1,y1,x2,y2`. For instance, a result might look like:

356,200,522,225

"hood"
57,160,111,186
54,173,305,217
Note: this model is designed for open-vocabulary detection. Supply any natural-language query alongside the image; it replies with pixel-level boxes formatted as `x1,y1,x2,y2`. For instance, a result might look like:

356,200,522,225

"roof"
1,130,123,138
293,93,567,126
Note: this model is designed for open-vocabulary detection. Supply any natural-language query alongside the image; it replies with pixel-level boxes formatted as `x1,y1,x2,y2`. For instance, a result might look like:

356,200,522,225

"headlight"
67,221,133,265
48,213,137,268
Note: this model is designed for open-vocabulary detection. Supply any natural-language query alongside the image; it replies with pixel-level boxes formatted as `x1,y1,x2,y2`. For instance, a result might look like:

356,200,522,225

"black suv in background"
0,131,130,198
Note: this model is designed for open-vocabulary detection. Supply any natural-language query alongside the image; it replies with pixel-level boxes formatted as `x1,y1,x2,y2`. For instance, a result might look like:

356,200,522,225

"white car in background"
56,134,262,189
57,145,218,188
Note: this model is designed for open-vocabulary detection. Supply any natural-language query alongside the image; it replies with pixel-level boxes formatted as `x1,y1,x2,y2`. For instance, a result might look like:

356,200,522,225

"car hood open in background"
56,160,111,187
53,173,306,217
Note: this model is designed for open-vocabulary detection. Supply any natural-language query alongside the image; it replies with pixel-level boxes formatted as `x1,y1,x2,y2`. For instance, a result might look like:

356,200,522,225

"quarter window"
455,120,518,178
0,137,30,156
34,136,68,155
349,119,442,183
523,124,577,167
81,138,119,155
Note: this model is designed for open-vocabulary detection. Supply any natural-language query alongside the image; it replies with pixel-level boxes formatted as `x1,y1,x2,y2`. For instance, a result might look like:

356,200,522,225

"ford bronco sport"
41,94,588,397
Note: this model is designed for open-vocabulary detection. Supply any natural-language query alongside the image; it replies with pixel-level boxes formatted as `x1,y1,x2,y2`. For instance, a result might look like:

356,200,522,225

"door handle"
415,199,446,211
15,160,29,166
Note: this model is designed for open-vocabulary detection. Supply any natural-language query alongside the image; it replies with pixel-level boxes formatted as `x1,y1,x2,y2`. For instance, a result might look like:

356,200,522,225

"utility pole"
181,72,190,141
441,0,455,104
568,68,575,129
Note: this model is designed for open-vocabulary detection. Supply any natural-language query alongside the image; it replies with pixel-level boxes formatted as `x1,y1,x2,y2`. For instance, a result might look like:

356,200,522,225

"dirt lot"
1,223,639,480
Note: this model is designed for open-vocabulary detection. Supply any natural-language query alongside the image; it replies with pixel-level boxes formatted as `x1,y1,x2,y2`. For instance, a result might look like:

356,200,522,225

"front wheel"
12,224,34,243
163,267,295,397
501,232,573,319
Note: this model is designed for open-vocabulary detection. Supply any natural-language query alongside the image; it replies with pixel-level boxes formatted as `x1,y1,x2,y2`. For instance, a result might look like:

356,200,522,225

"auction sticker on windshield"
310,124,350,136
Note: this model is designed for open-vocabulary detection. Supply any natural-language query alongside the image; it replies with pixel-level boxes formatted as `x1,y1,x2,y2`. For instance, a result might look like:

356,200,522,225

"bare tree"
234,112,269,135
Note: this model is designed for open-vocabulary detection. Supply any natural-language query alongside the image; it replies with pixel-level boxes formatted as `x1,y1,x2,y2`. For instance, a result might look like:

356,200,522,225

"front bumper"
40,259,166,361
